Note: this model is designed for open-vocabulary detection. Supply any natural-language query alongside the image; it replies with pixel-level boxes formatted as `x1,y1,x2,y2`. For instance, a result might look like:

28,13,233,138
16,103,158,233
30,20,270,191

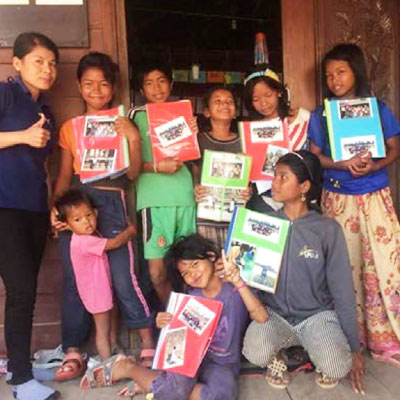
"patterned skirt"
322,187,400,353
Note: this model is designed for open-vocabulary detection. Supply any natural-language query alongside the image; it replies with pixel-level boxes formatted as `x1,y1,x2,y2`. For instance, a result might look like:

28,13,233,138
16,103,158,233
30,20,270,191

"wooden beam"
281,0,317,112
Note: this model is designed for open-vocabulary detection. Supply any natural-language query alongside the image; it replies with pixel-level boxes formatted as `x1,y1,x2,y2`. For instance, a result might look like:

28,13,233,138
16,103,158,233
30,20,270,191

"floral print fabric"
322,187,400,353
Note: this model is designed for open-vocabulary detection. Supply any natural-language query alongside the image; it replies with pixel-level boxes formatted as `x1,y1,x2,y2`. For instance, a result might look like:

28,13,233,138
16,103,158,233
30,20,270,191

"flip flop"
140,349,155,369
265,355,289,389
315,370,339,389
371,350,400,368
80,354,125,389
55,352,86,382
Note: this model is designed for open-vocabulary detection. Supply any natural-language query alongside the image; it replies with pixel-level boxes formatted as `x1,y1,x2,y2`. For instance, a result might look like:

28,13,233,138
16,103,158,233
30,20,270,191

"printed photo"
243,214,282,243
337,98,372,120
228,241,256,282
163,327,186,369
248,247,282,293
197,188,244,222
178,298,216,336
340,135,378,160
209,153,244,180
81,148,116,172
84,116,116,137
262,145,289,176
155,116,192,147
250,120,283,143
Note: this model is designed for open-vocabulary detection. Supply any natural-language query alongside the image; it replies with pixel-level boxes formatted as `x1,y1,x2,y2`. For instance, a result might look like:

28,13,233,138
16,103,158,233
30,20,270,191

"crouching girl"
94,234,268,399
242,151,365,394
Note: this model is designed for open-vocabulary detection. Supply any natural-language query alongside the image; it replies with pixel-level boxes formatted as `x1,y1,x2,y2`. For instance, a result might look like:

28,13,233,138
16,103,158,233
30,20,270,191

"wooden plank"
287,362,397,400
365,356,400,398
115,0,130,108
238,375,291,400
281,0,317,111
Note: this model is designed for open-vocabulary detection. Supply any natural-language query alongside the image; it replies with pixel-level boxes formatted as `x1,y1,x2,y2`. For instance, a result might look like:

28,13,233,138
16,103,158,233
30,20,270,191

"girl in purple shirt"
79,234,268,399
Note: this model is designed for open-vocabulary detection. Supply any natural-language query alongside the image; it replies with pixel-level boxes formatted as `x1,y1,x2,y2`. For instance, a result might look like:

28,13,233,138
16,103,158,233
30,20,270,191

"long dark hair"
244,73,290,121
164,234,220,292
13,32,59,63
322,43,371,98
276,150,322,212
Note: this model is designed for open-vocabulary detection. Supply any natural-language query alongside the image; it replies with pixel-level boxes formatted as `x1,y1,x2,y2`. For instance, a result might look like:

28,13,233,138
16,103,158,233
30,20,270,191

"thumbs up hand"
22,113,51,148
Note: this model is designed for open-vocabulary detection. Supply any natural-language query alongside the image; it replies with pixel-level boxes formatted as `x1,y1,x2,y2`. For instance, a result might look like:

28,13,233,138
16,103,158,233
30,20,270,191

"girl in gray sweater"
242,150,365,394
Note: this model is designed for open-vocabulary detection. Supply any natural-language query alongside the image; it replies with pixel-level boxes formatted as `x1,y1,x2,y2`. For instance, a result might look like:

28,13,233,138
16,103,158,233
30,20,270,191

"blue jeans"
60,187,153,350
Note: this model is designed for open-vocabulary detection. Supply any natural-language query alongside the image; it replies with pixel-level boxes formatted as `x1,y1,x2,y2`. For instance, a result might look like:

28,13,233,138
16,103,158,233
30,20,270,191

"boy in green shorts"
129,60,197,305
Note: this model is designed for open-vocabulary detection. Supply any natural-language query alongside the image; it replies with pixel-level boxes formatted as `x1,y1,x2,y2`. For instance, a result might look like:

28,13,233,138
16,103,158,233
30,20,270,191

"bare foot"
111,355,138,382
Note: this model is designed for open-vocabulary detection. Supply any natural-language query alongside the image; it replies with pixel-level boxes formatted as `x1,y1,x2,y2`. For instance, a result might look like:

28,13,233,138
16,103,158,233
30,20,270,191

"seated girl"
242,151,365,394
86,234,268,399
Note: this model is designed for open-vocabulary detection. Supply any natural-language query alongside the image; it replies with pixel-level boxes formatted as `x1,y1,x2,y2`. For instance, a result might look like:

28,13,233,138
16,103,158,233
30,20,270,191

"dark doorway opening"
125,0,282,116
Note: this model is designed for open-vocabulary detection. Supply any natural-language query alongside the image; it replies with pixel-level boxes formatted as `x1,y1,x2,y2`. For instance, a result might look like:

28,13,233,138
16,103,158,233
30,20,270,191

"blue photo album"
324,97,385,161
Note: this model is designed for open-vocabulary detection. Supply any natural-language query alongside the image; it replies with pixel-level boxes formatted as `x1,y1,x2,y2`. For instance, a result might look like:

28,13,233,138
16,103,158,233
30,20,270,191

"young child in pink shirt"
55,189,135,361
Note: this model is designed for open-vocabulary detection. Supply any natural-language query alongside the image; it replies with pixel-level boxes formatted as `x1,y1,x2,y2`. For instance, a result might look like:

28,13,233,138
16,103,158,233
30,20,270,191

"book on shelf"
225,207,289,293
324,97,385,161
146,100,200,163
239,119,290,181
197,150,251,222
153,291,223,377
72,105,129,184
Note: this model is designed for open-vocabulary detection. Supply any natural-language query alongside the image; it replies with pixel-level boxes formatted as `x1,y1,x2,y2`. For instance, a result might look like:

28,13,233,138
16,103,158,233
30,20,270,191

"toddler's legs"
139,327,155,351
93,311,112,360
148,258,171,305
110,306,120,351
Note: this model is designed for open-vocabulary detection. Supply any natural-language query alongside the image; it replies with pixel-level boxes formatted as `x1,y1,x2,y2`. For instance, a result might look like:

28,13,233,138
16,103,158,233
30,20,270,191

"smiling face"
325,59,356,99
271,163,309,205
204,89,236,122
13,45,57,100
65,202,98,235
177,258,214,289
78,67,113,113
141,69,172,103
251,81,280,120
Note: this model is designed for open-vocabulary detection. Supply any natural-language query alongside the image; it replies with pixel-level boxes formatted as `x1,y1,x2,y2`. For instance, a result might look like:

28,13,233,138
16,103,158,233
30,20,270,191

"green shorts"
142,206,197,259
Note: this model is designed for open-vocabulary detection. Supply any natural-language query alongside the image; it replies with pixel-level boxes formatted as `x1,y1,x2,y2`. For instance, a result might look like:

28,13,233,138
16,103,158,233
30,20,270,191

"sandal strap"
267,356,287,378
316,370,335,383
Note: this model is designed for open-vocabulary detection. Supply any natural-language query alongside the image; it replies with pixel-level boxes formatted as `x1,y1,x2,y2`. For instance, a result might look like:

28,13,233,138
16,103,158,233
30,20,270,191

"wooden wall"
282,0,400,212
0,0,128,354
281,0,317,111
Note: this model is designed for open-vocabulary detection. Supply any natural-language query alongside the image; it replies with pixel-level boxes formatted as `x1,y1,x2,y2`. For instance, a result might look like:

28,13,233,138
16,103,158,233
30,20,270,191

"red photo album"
72,106,130,183
152,292,223,377
239,119,290,181
146,100,200,162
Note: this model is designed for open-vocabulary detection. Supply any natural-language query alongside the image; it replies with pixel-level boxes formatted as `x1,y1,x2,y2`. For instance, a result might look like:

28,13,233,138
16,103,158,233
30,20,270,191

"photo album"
146,100,200,162
197,150,251,222
152,292,223,377
225,207,289,293
239,119,290,180
324,97,385,161
72,105,129,183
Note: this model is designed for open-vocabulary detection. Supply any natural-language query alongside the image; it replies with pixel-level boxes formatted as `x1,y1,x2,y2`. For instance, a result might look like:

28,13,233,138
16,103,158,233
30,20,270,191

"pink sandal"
55,352,86,382
140,349,155,369
371,350,400,368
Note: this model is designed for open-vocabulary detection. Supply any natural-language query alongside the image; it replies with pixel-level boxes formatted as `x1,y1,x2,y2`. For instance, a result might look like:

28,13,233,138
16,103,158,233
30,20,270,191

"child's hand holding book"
114,116,141,143
155,312,173,329
155,158,183,174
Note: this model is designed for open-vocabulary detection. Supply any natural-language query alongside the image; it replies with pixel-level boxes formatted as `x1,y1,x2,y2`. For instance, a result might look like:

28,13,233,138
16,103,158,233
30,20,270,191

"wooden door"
281,0,400,212
0,0,129,354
